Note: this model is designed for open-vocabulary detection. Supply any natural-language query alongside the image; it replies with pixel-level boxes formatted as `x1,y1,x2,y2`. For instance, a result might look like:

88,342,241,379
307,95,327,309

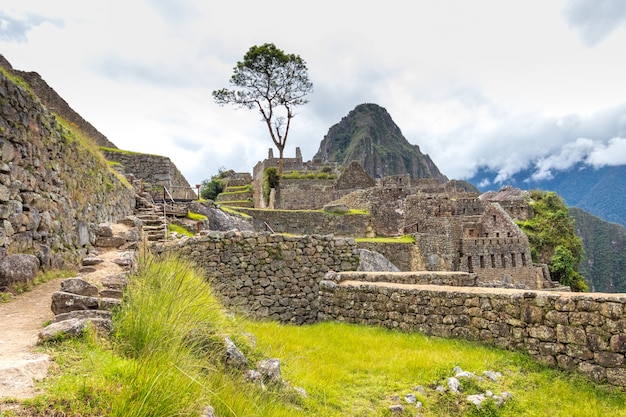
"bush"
263,167,280,206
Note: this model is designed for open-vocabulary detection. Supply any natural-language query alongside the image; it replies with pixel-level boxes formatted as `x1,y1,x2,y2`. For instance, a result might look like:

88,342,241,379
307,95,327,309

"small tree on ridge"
212,43,313,175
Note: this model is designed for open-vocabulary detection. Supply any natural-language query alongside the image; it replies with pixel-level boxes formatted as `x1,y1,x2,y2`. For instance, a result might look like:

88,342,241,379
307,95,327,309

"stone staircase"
215,177,254,208
135,191,167,241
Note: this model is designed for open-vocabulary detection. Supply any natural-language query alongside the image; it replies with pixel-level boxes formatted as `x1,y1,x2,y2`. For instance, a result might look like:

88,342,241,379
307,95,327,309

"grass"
356,234,416,243
220,205,252,219
244,320,626,417
187,212,208,221
168,223,194,236
12,253,305,417
10,256,626,417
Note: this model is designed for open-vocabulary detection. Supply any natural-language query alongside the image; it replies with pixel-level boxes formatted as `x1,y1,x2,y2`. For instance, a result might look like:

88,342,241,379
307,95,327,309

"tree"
212,43,313,175
200,167,234,201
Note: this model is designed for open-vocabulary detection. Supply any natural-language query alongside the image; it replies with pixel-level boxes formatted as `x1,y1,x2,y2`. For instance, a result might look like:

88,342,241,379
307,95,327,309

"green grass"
168,223,194,236
20,253,305,417
187,212,208,221
244,320,626,417
356,234,416,243
220,205,252,219
14,256,626,417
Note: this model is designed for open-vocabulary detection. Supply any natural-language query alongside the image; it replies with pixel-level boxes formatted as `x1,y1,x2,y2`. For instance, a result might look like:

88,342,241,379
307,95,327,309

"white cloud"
587,137,626,166
563,0,626,46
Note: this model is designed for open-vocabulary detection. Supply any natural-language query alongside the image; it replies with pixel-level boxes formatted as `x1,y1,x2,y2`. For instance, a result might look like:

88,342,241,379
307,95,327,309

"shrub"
263,167,280,206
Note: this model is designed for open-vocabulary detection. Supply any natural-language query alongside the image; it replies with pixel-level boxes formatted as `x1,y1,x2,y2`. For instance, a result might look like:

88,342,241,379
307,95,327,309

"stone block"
51,291,99,314
60,277,99,297
594,352,624,368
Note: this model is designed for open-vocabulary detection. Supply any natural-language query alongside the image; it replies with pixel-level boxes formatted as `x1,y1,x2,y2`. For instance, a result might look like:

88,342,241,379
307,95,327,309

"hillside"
470,164,626,228
570,207,626,293
314,103,448,182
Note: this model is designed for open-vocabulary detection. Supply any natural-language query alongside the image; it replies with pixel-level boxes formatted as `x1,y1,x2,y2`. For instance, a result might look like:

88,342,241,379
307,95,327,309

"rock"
404,393,417,404
201,406,216,417
96,223,113,238
388,404,405,414
223,336,247,369
447,377,461,393
257,358,281,384
467,394,486,408
60,277,99,296
102,273,127,290
99,289,123,299
79,266,97,273
357,249,400,272
82,257,104,266
95,236,127,248
242,369,262,383
455,370,478,379
51,291,99,314
482,370,502,382
38,317,113,342
51,309,112,324
0,254,40,288
113,258,134,267
413,385,426,395
322,203,350,214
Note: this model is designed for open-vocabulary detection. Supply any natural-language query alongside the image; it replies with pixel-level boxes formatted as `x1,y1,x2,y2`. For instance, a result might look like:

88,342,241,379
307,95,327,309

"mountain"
470,164,626,228
570,207,626,293
314,103,448,182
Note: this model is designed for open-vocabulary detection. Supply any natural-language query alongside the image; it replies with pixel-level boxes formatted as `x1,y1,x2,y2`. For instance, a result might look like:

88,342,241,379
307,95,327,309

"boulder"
322,203,350,214
60,277,99,296
357,249,400,272
51,291,99,315
38,317,113,342
0,253,40,288
223,336,247,369
52,309,112,324
257,358,281,384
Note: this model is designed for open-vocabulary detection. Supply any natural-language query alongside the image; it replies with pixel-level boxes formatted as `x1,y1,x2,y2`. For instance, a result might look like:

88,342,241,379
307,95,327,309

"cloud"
587,137,626,166
0,10,63,42
531,138,596,180
563,0,626,46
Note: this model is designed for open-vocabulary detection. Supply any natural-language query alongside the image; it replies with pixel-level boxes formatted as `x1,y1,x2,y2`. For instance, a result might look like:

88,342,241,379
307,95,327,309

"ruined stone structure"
0,68,135,269
155,232,360,324
319,272,626,388
102,149,193,200
252,149,376,209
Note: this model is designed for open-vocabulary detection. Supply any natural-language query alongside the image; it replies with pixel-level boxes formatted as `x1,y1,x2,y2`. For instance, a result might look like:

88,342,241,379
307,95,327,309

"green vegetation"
12,255,626,416
22,254,303,417
220,205,252,219
168,223,194,237
200,167,235,201
245,320,626,417
1,268,76,301
356,234,415,244
570,207,626,292
262,166,280,206
516,191,587,291
213,43,313,175
282,170,335,180
187,212,208,221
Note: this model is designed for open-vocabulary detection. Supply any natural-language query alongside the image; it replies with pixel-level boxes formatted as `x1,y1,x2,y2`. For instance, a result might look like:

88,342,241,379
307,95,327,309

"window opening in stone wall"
493,215,497,223
521,252,527,266
480,255,485,269
496,232,500,238
511,253,516,267
467,256,473,273
501,254,506,268
491,254,496,268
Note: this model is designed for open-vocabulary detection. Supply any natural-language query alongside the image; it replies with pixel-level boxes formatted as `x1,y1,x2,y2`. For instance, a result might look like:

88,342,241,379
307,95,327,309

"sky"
1,0,626,188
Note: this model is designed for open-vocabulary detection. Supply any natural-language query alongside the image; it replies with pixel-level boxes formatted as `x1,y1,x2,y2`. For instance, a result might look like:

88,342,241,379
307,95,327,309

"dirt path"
0,223,131,401
0,279,61,400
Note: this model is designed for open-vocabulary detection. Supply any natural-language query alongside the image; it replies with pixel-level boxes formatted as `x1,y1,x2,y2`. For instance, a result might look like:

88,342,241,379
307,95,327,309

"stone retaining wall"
319,275,626,387
155,232,360,324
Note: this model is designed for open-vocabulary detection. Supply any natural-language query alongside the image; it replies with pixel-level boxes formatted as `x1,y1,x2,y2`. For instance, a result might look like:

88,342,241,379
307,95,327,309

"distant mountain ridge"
470,164,626,228
314,103,448,182
570,208,626,293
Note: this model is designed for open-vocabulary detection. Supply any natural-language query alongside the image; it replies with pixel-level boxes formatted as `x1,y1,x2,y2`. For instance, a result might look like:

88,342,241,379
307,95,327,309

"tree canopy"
212,43,313,174
516,190,588,291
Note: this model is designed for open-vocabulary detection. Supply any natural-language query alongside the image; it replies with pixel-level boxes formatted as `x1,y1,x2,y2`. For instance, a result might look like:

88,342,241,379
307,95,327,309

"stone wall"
0,69,135,267
236,208,373,237
319,275,626,387
0,55,117,149
155,232,360,323
102,150,193,199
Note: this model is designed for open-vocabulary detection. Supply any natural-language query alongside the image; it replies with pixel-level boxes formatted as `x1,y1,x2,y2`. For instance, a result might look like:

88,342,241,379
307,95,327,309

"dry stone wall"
0,69,134,267
103,150,193,199
319,274,626,388
235,208,373,237
155,232,360,324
